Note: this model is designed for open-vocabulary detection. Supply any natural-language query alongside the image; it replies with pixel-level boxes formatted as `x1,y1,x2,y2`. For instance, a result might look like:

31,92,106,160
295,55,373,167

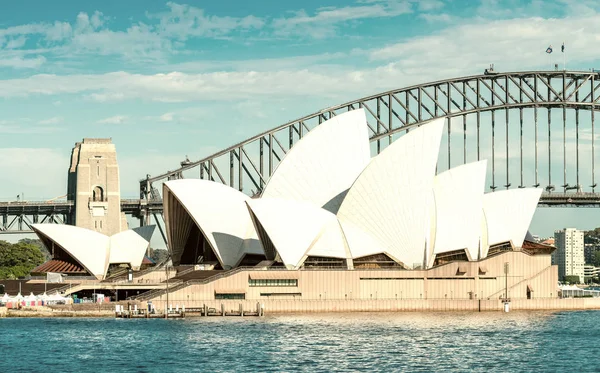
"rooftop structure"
14,108,558,308
164,109,544,271
31,224,155,280
163,180,264,269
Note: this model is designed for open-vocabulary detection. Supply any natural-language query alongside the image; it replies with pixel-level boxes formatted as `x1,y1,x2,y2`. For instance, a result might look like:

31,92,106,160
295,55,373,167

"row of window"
214,292,304,299
215,293,245,300
248,279,298,287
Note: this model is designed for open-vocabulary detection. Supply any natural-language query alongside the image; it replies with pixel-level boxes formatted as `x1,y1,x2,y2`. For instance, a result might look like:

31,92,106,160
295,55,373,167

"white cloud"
155,2,265,40
0,118,63,134
0,3,267,64
0,55,46,69
118,149,219,197
159,112,175,122
0,0,447,66
0,13,597,108
272,1,413,38
38,116,62,125
97,115,127,124
0,5,598,108
417,0,445,11
166,52,347,73
0,148,68,200
368,14,600,75
44,21,73,41
0,69,379,102
4,36,27,49
419,13,454,23
85,92,126,102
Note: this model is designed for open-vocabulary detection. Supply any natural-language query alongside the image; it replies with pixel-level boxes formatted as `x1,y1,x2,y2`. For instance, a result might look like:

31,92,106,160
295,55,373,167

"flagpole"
563,42,566,71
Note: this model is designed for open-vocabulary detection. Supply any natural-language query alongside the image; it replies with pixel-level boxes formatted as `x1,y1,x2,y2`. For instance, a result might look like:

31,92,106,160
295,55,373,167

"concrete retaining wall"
3,299,600,316
158,297,600,314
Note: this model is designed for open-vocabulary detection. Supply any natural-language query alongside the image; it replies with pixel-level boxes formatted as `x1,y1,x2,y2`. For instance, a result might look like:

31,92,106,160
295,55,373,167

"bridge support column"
139,209,151,227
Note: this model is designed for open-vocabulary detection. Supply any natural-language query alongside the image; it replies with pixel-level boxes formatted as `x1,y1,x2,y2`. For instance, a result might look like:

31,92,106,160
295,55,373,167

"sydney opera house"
163,109,545,271
26,109,558,310
30,225,154,281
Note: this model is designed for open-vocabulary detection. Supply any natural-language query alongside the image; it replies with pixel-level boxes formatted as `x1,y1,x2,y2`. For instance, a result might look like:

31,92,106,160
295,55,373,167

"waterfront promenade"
3,297,600,318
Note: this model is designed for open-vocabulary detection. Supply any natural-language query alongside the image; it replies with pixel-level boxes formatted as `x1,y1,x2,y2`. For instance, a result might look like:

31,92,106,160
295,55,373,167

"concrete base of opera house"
143,298,600,313
9,251,600,315
4,299,600,317
144,251,561,309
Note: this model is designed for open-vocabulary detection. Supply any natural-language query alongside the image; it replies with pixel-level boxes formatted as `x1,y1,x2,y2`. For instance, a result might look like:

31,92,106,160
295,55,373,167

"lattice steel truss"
141,70,600,204
4,70,600,236
0,202,72,234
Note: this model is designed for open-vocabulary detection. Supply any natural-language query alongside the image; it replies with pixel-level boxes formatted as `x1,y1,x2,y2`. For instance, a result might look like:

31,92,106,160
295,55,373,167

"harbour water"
1,311,599,372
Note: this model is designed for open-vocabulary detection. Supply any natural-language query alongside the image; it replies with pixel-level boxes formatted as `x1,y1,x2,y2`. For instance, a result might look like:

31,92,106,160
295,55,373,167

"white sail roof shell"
261,109,370,213
109,230,151,270
32,224,110,280
246,198,349,269
163,179,263,268
432,160,487,261
482,188,542,257
337,118,445,268
338,220,388,259
306,219,351,261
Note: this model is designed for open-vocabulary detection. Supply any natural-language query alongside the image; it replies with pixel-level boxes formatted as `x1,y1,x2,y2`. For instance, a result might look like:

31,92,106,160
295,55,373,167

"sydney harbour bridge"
3,69,600,237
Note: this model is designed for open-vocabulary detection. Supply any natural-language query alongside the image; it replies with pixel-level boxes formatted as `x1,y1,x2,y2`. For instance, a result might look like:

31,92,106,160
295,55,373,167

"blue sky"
2,0,600,238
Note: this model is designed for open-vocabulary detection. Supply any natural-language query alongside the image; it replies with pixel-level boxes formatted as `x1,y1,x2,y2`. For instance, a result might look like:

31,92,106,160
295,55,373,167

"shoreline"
3,298,600,318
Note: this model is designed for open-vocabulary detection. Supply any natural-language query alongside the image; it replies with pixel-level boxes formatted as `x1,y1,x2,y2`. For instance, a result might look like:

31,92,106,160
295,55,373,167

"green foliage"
563,275,581,284
593,251,600,267
18,238,51,261
0,240,45,279
585,228,600,245
584,276,596,284
148,248,169,264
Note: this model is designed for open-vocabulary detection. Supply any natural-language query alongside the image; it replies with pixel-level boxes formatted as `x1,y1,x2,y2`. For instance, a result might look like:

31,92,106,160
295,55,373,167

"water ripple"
1,311,599,372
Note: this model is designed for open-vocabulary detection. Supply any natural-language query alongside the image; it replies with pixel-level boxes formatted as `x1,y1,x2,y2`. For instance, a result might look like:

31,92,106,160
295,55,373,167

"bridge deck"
1,192,599,214
0,199,162,214
1,191,600,234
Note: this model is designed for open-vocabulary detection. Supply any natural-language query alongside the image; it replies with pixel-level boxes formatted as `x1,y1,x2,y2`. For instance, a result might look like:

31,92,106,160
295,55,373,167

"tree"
585,228,600,245
18,238,51,261
563,275,581,284
593,251,600,267
148,247,169,264
0,240,45,279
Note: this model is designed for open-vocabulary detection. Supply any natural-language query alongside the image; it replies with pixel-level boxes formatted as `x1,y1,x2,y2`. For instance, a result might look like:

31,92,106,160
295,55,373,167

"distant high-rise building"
552,228,585,283
584,244,600,264
67,138,126,236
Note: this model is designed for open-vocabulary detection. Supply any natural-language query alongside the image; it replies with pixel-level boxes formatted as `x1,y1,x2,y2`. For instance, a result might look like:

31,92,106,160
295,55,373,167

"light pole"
504,262,509,301
164,253,171,319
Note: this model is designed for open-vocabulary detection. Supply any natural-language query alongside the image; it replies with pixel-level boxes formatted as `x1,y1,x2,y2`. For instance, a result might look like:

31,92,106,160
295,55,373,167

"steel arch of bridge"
140,70,600,212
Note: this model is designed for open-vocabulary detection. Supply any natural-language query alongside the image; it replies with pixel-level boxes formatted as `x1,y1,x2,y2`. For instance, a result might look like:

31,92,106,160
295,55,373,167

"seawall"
3,299,600,317
2,302,142,318
147,297,600,314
